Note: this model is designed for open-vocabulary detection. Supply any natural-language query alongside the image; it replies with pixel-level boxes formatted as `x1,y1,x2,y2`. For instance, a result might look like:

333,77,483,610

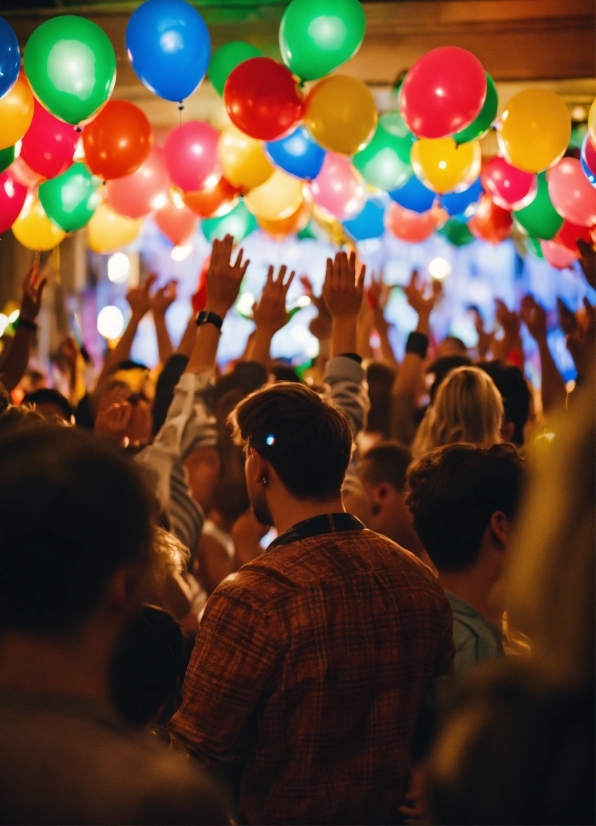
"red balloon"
224,57,303,141
548,157,596,227
385,202,442,243
83,100,153,180
163,121,221,192
9,156,44,189
106,146,170,218
400,47,487,139
154,196,198,246
183,177,239,218
554,220,593,255
0,170,27,233
468,194,512,243
481,157,536,210
20,100,78,179
540,239,578,269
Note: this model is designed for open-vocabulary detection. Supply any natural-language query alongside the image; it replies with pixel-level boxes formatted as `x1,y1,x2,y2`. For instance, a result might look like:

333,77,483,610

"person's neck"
438,565,503,624
271,495,345,536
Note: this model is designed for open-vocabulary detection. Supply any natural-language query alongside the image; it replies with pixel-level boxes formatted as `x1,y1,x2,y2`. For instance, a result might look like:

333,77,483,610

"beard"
250,488,273,527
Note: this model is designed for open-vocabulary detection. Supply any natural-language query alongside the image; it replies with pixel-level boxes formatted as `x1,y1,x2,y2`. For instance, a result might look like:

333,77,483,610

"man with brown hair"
170,253,454,825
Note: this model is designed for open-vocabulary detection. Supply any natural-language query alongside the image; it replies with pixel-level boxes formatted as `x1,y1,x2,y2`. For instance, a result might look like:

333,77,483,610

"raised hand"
151,280,178,316
94,399,133,443
403,269,437,319
322,251,365,319
367,270,389,311
520,294,547,342
557,297,578,337
205,234,250,318
20,259,48,323
577,239,595,290
565,297,595,378
253,265,295,336
126,273,157,321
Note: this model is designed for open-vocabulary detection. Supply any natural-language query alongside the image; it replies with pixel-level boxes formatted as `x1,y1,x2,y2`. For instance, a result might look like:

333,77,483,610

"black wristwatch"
195,310,223,330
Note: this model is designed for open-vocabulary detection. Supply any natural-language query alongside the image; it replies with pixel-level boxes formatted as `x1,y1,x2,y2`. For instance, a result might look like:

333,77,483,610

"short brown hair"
359,441,412,493
230,382,353,501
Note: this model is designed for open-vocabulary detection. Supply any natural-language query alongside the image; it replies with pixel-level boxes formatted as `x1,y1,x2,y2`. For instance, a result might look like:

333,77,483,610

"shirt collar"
269,513,365,550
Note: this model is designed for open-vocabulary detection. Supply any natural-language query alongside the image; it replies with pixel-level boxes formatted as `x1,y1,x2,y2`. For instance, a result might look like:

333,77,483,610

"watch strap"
195,310,223,330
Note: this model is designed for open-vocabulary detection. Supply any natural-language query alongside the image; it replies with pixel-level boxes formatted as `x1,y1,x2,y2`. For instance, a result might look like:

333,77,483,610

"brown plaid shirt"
170,514,454,825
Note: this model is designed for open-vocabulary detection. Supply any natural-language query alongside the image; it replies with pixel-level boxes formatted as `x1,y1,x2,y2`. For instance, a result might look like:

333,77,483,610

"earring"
261,476,268,487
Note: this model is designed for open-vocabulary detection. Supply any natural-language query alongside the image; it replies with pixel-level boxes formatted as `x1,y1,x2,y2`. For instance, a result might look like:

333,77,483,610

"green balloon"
280,0,365,81
209,42,262,97
454,74,498,145
201,200,257,245
526,237,544,259
513,172,564,240
39,162,100,232
439,219,474,247
378,110,415,164
353,121,412,191
569,123,587,151
0,145,15,174
297,222,318,241
24,16,116,125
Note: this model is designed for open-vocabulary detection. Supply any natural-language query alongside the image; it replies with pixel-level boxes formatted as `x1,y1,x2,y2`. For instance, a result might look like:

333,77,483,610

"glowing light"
8,310,20,323
429,257,452,280
97,305,124,339
295,295,311,308
0,314,9,336
236,292,255,316
171,243,193,261
566,379,576,393
571,106,586,121
107,252,130,284
172,190,185,210
438,161,447,170
265,434,275,446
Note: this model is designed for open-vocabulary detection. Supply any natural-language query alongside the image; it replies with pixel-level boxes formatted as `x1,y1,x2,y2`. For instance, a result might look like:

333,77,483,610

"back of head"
478,360,531,446
23,388,73,422
359,441,412,493
0,426,153,636
366,361,397,438
269,361,301,384
427,354,473,403
230,382,353,501
406,443,525,571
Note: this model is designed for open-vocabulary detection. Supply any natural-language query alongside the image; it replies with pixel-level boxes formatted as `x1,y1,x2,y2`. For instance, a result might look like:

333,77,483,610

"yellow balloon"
218,126,274,192
498,88,571,173
304,75,377,156
88,202,143,254
12,197,65,251
588,99,596,148
0,74,34,151
244,170,304,221
411,137,481,194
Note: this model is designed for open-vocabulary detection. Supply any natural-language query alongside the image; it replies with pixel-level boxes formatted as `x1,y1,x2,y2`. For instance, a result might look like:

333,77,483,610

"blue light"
266,434,275,446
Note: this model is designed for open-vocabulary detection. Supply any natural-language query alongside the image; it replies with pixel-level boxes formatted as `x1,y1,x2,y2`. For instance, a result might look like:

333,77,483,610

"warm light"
236,292,255,316
97,305,124,339
429,257,452,280
107,252,130,284
74,137,85,160
571,106,587,121
8,309,20,323
171,243,193,261
172,190,185,210
0,314,9,336
566,379,576,393
295,295,311,308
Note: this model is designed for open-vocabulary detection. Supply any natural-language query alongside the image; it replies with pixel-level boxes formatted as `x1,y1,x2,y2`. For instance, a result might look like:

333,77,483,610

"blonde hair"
412,366,504,460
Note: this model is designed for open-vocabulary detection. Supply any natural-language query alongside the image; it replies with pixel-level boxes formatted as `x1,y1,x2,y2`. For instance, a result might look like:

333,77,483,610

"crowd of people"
0,235,593,825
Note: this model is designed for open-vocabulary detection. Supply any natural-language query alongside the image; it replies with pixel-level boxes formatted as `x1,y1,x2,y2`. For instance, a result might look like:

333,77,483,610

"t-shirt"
447,591,504,672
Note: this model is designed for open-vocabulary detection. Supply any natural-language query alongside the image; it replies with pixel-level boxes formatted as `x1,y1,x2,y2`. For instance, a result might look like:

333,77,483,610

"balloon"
39,162,100,231
353,120,412,191
11,196,65,251
258,206,308,240
0,18,20,100
20,100,78,179
0,170,27,233
390,174,436,214
454,74,498,145
411,137,482,194
309,153,367,221
209,41,262,97
548,157,596,227
163,121,220,192
201,199,257,244
9,156,43,189
554,220,593,255
279,0,365,81
304,75,377,155
343,197,386,241
126,0,210,102
106,147,170,219
83,101,153,181
0,73,34,150
224,57,303,142
0,146,15,175
581,134,596,186
154,196,198,246
244,169,303,221
183,177,239,218
513,172,563,240
540,239,578,269
498,88,571,174
441,177,483,217
439,218,474,246
400,47,486,139
468,195,512,244
218,125,274,191
481,157,537,211
88,201,143,253
385,202,442,243
526,237,544,259
589,99,596,148
24,16,116,124
378,110,415,163
266,126,325,181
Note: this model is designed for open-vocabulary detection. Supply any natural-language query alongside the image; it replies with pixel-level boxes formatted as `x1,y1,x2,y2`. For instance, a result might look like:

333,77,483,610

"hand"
151,280,178,316
577,239,595,290
404,270,437,319
94,400,132,443
520,294,547,342
253,265,295,336
495,298,521,339
566,297,595,377
469,306,492,358
557,297,578,337
127,273,157,321
232,508,269,568
20,259,48,323
367,270,390,311
322,251,365,319
205,234,250,318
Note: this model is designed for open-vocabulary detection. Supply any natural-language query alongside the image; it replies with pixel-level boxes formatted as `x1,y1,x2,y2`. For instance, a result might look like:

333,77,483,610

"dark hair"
405,443,524,572
478,360,531,446
0,382,10,416
23,388,73,421
359,441,412,493
230,382,353,501
427,355,473,403
0,426,153,635
269,361,301,384
366,361,396,438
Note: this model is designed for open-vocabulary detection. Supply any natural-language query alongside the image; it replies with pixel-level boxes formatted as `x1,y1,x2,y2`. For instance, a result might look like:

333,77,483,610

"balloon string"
52,244,61,287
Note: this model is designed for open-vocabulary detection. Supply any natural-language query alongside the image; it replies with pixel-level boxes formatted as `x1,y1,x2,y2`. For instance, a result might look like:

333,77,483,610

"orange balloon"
0,73,34,150
82,100,153,180
258,205,308,239
183,177,240,218
468,194,512,243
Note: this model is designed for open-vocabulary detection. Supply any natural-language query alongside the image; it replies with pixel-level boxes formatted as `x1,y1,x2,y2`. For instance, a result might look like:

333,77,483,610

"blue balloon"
581,136,596,187
0,18,20,100
266,127,326,181
343,198,386,241
389,174,435,214
441,177,483,217
126,0,210,102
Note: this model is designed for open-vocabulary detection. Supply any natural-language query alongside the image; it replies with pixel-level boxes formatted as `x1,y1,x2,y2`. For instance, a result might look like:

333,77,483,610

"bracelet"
195,310,223,330
14,317,37,333
405,331,429,359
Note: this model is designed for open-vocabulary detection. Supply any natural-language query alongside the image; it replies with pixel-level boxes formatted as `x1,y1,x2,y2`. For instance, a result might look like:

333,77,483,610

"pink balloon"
163,121,221,192
399,47,487,139
154,196,198,246
0,170,27,233
548,158,596,227
309,154,366,221
481,157,536,210
106,146,170,218
9,156,44,189
385,201,441,243
540,239,578,269
20,100,78,179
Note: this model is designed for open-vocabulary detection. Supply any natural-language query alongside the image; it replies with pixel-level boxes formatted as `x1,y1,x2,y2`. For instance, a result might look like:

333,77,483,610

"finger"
348,251,356,279
276,265,287,286
324,258,333,291
145,273,158,292
234,247,244,269
356,264,366,288
240,259,250,277
266,265,274,285
36,274,48,296
283,271,295,293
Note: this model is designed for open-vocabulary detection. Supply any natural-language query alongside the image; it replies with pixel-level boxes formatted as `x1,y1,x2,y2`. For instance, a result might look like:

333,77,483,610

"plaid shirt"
169,514,454,825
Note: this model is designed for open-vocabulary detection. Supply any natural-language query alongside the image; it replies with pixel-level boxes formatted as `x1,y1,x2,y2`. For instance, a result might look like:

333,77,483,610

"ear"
104,559,149,617
489,511,509,551
247,448,270,486
371,483,391,507
501,420,516,444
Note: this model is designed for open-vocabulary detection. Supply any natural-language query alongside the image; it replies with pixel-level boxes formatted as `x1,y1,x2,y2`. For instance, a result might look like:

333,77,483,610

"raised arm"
520,294,566,413
368,270,398,368
151,279,177,366
492,299,523,365
244,265,295,367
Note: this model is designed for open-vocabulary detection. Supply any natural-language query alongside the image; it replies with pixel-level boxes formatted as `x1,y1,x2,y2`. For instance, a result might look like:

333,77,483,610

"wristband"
195,310,223,331
14,317,37,333
405,331,429,359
